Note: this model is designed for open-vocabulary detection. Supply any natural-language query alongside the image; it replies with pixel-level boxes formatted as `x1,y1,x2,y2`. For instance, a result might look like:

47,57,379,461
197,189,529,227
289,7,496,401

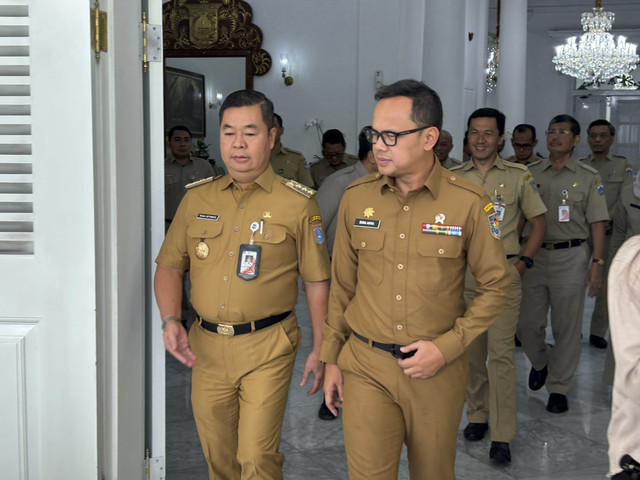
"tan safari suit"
320,161,511,480
269,144,313,187
518,157,609,395
578,153,633,338
451,156,546,443
156,167,330,480
164,154,214,222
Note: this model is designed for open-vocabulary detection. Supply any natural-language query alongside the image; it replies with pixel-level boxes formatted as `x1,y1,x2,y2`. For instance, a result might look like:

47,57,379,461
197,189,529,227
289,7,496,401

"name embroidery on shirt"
422,223,462,236
197,213,219,220
354,218,381,229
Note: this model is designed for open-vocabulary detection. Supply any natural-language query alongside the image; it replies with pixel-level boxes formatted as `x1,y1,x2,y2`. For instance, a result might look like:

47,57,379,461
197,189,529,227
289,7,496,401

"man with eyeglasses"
577,119,633,350
320,79,511,479
451,108,547,464
518,114,609,414
507,124,541,166
310,129,358,189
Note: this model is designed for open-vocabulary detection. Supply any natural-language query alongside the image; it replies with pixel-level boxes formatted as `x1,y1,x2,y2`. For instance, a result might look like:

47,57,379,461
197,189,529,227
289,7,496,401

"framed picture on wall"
164,66,206,138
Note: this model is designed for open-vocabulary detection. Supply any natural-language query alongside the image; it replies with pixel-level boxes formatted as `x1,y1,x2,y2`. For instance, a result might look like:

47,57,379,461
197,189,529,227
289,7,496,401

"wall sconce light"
208,92,223,109
280,54,294,86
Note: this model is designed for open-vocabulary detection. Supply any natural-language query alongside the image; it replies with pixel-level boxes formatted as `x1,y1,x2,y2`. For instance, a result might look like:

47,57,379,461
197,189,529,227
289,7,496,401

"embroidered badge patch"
488,213,501,239
309,215,322,224
313,224,325,244
483,203,494,213
422,223,462,236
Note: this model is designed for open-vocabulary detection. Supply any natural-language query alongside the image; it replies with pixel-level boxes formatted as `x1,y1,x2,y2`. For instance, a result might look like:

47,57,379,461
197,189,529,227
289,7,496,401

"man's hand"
163,320,196,367
300,350,324,395
515,260,527,277
586,263,603,298
397,340,446,378
323,363,343,418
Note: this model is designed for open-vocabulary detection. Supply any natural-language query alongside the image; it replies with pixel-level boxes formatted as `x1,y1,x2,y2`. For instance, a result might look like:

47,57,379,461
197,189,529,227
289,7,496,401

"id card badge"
493,202,506,222
558,205,570,222
237,244,261,280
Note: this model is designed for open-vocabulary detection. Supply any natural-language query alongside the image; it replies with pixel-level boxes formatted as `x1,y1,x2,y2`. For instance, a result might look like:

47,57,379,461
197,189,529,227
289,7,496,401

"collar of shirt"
380,157,443,199
166,153,193,165
460,154,506,173
219,164,277,193
540,156,578,173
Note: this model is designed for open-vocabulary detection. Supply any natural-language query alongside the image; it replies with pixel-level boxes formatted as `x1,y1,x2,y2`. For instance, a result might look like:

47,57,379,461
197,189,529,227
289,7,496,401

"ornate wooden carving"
163,0,272,87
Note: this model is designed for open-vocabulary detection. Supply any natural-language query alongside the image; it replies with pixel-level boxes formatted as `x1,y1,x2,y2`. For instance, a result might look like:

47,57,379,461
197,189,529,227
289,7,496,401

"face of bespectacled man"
587,125,614,156
220,105,275,188
323,143,346,166
546,122,579,157
511,130,537,163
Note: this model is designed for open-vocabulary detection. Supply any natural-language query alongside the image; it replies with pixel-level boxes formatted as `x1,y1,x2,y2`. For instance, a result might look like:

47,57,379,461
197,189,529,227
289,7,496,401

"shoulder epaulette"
185,175,221,189
282,178,316,198
503,159,529,172
283,146,304,156
577,161,599,175
446,172,487,197
346,172,381,190
528,158,543,167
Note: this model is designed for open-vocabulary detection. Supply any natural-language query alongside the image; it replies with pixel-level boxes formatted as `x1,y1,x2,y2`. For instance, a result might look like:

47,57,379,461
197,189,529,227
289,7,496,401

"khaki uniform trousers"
464,258,521,442
517,242,590,395
189,314,301,480
590,231,612,337
339,334,467,480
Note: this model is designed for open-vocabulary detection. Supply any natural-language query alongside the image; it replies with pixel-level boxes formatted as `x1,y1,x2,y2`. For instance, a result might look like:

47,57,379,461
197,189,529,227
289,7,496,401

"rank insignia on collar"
363,207,375,218
435,213,445,224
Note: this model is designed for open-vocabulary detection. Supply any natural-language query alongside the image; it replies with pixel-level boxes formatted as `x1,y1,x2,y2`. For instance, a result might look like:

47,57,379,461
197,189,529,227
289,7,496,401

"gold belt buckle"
216,323,235,336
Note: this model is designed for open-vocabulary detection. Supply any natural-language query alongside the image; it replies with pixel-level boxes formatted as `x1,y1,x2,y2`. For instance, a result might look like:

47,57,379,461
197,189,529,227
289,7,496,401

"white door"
0,1,99,478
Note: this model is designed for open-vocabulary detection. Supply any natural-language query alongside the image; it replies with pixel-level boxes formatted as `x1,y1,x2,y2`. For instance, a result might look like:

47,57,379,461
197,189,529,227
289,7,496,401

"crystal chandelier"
485,0,500,92
552,0,639,85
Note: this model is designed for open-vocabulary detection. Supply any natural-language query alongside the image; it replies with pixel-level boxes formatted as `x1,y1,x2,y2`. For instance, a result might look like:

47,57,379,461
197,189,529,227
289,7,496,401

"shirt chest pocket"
416,235,463,291
165,173,179,186
187,219,223,262
351,229,384,285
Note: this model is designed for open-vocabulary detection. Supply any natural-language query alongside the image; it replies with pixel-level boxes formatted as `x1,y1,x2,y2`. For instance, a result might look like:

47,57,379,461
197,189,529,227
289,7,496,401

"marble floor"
166,288,612,479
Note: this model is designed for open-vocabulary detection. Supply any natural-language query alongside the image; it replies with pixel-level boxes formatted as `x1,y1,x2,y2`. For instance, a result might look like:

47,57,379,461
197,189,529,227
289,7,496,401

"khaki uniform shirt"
165,155,215,221
528,157,609,243
577,153,633,211
316,161,371,256
610,182,640,256
320,161,511,364
441,156,461,170
310,154,358,189
156,167,331,322
269,144,313,187
451,156,547,256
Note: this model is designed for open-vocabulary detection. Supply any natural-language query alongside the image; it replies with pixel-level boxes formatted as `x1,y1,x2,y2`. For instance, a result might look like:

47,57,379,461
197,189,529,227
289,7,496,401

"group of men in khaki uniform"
156,78,635,479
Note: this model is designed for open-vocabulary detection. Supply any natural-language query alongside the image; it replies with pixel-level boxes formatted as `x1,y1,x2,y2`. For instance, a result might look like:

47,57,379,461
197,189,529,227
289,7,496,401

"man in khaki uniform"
578,119,633,349
269,113,314,187
507,124,543,166
451,108,547,464
519,114,609,414
611,173,640,256
310,128,358,188
155,90,330,480
321,79,511,480
434,129,461,169
164,125,214,227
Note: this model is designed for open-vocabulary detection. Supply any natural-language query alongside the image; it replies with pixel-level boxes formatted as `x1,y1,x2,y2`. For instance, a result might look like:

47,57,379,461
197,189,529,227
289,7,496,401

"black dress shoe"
528,364,548,391
490,441,511,464
463,422,488,441
546,393,569,413
318,400,338,421
590,335,608,349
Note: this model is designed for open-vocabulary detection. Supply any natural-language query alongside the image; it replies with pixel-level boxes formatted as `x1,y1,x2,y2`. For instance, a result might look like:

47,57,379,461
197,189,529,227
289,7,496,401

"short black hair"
513,123,537,141
219,89,275,130
322,129,346,147
358,126,373,160
374,79,443,131
167,125,192,139
549,114,580,136
467,108,506,136
273,113,283,128
587,119,615,136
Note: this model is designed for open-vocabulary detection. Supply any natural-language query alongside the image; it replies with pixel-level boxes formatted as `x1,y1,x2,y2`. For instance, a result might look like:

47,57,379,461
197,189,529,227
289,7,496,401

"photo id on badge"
558,205,570,222
237,244,261,280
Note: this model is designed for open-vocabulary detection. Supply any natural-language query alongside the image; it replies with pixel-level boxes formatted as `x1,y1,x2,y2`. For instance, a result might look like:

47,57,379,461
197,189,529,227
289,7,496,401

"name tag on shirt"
197,213,219,220
354,218,381,229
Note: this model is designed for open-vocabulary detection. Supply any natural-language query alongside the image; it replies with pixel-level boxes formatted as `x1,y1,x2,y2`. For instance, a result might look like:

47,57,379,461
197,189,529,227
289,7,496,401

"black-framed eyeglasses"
363,125,430,147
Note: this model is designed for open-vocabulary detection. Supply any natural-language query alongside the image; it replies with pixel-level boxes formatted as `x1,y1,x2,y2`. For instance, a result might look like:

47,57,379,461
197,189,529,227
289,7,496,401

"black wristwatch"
519,256,534,269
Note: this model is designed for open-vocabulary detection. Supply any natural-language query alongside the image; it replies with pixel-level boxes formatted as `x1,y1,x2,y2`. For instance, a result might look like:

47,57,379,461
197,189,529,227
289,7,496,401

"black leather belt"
352,331,416,360
541,239,584,250
506,254,518,259
199,311,292,336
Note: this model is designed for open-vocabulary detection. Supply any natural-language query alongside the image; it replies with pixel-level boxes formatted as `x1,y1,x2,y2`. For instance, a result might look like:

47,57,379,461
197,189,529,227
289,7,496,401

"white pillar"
422,0,466,158
497,0,528,149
